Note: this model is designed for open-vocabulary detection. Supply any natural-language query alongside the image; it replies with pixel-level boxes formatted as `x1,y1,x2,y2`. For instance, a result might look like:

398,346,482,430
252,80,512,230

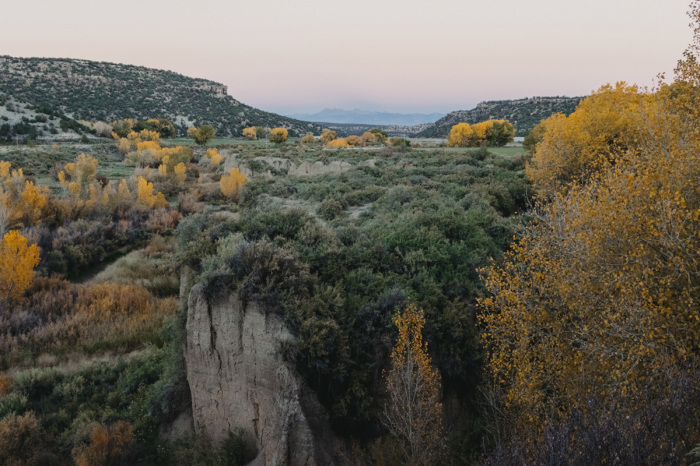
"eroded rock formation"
185,284,341,465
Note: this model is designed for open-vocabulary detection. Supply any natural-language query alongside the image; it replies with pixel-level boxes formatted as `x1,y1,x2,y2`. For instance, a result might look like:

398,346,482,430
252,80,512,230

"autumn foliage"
525,83,643,198
447,119,515,147
0,164,50,231
268,127,288,144
479,21,700,460
205,148,223,166
137,176,167,209
0,230,40,304
187,125,216,145
319,128,337,142
383,305,445,465
301,132,316,143
72,421,135,466
0,277,177,356
327,138,350,148
0,412,47,465
219,168,247,200
242,127,258,140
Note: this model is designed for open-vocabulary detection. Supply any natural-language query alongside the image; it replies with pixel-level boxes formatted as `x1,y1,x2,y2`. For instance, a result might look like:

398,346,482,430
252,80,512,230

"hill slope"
416,96,583,138
0,56,323,137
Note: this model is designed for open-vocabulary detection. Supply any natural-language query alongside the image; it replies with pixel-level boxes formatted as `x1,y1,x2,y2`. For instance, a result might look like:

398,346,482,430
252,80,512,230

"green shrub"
318,198,345,220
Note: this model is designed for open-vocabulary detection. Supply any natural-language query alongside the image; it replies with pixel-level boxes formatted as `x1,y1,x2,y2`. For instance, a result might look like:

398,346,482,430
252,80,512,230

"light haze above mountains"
287,108,445,126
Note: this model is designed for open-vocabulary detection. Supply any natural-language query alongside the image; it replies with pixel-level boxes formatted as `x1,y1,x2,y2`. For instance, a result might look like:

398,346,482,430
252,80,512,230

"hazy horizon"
1,0,693,115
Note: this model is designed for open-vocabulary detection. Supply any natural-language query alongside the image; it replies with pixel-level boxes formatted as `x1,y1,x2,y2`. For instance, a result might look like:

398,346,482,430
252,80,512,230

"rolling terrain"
0,56,324,137
417,96,582,137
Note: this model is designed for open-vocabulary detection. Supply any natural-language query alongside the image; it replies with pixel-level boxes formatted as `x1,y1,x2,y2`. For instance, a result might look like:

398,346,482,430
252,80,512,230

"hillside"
0,56,323,137
416,96,583,138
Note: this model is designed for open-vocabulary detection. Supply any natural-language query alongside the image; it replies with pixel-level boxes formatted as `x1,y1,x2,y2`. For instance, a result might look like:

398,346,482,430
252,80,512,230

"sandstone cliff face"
185,284,341,465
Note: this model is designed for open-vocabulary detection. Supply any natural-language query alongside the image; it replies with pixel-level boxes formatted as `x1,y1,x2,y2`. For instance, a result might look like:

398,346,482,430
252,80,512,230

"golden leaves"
320,129,337,142
0,230,40,304
301,132,316,144
268,127,288,144
187,125,216,146
526,83,644,198
383,305,445,463
242,127,258,140
205,148,223,166
219,168,247,200
447,119,515,147
479,74,700,434
136,176,166,209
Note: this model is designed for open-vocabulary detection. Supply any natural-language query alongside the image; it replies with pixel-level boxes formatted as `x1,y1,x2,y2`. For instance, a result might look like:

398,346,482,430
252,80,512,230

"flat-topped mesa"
185,283,343,466
0,55,324,137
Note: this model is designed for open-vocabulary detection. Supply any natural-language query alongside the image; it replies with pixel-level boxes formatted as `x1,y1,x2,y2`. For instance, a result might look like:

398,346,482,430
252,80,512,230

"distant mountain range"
294,98,583,138
287,108,445,126
0,56,323,137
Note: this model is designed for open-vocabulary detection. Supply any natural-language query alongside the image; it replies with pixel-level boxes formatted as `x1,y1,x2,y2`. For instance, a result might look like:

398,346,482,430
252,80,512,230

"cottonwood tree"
242,127,257,140
301,132,316,143
525,83,643,198
187,125,216,146
479,10,700,454
319,128,337,142
268,127,288,144
383,305,445,465
0,230,40,305
446,119,514,148
220,168,247,200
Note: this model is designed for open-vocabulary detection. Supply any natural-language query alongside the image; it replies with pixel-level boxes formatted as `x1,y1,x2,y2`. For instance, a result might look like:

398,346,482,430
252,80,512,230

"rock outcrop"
185,284,342,465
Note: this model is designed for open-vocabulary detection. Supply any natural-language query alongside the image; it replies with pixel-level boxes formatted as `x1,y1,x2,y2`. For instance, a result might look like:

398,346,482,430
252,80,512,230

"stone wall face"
185,284,341,465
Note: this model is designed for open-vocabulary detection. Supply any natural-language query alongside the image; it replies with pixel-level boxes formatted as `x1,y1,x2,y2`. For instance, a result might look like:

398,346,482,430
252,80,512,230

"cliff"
185,283,343,465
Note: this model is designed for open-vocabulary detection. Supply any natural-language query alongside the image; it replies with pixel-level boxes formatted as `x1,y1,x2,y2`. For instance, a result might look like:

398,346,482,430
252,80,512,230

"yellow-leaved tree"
479,11,700,458
447,120,515,147
383,305,445,465
268,128,288,144
136,176,167,209
327,138,350,148
219,168,247,200
320,129,337,142
0,163,49,229
0,230,40,305
446,122,474,147
205,148,223,166
360,131,378,144
525,83,643,198
72,421,134,466
173,163,187,183
187,125,216,146
242,127,258,140
301,132,316,144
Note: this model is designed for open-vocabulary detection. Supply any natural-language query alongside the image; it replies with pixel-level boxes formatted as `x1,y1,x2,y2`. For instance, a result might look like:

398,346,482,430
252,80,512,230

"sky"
0,0,693,114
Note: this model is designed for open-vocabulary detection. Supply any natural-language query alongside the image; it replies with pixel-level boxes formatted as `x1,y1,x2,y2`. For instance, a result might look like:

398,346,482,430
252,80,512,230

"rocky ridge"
0,56,323,137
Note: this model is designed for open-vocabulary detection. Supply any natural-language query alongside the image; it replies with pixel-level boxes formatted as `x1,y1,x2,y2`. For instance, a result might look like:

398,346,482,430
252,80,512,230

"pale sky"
0,0,693,114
